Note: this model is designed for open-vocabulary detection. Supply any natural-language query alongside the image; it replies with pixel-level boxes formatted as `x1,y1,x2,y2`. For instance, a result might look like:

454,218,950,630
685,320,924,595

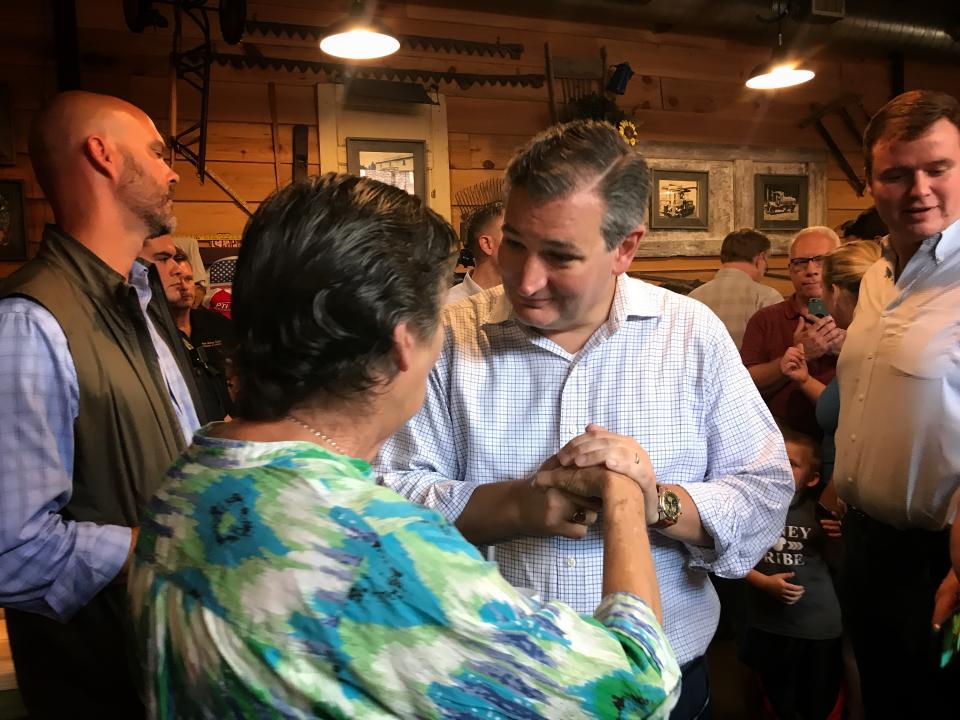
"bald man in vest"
0,92,207,717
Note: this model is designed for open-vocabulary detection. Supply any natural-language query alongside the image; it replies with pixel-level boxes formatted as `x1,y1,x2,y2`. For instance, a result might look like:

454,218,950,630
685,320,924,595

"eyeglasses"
788,255,825,269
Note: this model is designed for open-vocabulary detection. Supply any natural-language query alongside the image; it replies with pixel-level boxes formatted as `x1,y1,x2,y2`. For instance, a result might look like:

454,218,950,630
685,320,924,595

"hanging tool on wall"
799,93,872,197
268,82,281,190
292,125,308,184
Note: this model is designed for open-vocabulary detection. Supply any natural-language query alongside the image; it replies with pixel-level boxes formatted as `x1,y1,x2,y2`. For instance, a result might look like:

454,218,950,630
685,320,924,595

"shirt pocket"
886,301,960,380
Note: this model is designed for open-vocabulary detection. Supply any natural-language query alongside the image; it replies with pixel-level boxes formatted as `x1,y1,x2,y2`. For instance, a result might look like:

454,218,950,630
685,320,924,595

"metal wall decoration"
125,0,247,185
245,20,524,59
650,170,710,230
799,93,871,196
755,174,809,231
0,180,27,261
213,52,544,90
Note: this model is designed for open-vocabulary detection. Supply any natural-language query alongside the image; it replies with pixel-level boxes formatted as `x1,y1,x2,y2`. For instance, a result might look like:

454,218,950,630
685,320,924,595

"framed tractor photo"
650,170,709,230
755,174,808,231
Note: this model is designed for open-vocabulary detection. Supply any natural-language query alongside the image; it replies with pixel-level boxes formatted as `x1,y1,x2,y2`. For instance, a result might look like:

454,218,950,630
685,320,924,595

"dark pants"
841,508,959,718
741,628,841,719
670,655,711,720
6,583,144,719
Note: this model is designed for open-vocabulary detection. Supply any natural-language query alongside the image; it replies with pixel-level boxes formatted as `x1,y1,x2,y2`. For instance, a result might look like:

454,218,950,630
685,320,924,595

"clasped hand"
780,343,809,384
793,315,845,360
529,424,659,529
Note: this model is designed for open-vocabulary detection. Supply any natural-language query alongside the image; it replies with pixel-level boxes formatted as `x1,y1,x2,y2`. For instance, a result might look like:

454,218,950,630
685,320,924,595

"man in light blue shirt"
835,89,960,716
446,201,504,305
0,91,201,717
378,120,793,719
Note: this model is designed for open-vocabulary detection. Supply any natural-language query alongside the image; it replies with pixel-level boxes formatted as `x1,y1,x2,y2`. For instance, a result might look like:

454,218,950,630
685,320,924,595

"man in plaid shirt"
378,120,792,720
688,228,783,348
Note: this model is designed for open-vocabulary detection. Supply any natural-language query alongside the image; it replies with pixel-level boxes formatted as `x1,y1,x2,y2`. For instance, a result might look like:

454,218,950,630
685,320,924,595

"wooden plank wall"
0,3,57,277
2,0,959,287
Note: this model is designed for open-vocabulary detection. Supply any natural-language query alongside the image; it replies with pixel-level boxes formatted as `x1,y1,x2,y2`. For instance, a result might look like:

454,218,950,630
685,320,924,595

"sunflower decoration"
618,120,639,147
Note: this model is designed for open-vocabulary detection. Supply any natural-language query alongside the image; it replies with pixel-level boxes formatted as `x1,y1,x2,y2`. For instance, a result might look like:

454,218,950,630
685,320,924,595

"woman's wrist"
601,472,645,512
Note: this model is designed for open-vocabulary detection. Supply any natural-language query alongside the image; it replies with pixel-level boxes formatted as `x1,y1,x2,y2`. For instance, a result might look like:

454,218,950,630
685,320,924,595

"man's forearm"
454,480,526,545
0,520,132,621
747,358,787,395
656,484,713,547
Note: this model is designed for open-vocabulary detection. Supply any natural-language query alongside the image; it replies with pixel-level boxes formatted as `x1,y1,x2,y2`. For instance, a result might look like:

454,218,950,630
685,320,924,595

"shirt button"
858,394,864,401
850,434,856,441
566,425,577,435
566,557,576,568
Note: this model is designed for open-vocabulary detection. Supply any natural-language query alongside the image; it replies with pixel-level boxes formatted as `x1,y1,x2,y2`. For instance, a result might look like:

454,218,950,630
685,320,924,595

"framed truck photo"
650,169,709,230
755,174,808,231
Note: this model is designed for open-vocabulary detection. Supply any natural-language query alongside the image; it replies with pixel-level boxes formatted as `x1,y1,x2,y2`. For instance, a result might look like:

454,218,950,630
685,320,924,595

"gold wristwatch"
651,484,682,529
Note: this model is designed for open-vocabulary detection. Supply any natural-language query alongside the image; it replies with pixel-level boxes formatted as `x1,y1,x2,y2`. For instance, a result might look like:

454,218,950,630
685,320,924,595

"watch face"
662,491,681,519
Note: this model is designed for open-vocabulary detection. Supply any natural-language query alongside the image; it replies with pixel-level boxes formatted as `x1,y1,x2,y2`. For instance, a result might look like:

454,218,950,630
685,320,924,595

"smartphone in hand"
807,297,828,318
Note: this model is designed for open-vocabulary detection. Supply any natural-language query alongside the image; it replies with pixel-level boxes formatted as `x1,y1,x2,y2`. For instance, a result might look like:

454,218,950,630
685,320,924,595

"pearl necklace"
284,414,343,453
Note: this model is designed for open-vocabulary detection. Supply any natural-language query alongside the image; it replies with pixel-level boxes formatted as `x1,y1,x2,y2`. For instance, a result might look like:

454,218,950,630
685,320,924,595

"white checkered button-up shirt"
377,275,793,664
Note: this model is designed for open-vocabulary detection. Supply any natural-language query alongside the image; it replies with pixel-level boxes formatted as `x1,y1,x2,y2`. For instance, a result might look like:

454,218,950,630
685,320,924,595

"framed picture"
346,138,427,202
0,179,27,261
650,170,709,230
755,174,808,230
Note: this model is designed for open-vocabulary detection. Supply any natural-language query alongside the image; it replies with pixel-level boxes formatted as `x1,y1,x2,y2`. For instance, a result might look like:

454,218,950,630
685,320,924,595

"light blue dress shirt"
378,275,794,665
0,262,200,621
836,218,960,529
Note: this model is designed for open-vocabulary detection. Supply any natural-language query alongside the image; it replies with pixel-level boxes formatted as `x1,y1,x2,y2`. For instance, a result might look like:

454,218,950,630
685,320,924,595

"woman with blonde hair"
780,239,883,487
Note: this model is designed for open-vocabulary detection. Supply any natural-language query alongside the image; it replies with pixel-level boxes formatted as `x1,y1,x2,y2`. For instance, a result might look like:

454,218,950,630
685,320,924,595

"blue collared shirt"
377,274,793,664
836,219,960,529
0,263,200,621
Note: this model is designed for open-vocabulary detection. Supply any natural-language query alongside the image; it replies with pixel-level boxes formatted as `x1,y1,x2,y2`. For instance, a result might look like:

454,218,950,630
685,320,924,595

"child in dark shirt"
741,428,842,719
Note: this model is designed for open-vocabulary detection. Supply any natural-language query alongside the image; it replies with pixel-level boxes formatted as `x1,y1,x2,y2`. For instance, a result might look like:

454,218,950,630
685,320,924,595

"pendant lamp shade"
320,1,400,60
746,22,814,91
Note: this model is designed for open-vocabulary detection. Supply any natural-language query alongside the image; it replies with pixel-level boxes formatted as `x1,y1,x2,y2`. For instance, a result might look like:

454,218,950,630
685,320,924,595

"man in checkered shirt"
687,227,783,349
377,120,792,719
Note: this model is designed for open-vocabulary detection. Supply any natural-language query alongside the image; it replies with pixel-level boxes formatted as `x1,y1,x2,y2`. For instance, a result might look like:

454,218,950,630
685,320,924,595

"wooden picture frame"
650,169,709,230
346,138,427,202
755,174,809,230
0,179,27,261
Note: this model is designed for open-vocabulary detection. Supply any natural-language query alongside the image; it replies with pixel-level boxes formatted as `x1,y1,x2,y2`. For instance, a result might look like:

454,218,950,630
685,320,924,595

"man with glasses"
740,226,842,436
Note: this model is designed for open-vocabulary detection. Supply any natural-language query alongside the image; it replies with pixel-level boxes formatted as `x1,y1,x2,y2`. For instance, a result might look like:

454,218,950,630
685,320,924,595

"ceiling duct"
808,0,844,23
415,0,960,60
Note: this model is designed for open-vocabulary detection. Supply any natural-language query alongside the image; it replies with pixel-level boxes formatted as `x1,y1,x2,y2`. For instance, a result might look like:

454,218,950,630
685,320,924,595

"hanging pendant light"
746,15,814,90
746,59,815,89
320,1,400,60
